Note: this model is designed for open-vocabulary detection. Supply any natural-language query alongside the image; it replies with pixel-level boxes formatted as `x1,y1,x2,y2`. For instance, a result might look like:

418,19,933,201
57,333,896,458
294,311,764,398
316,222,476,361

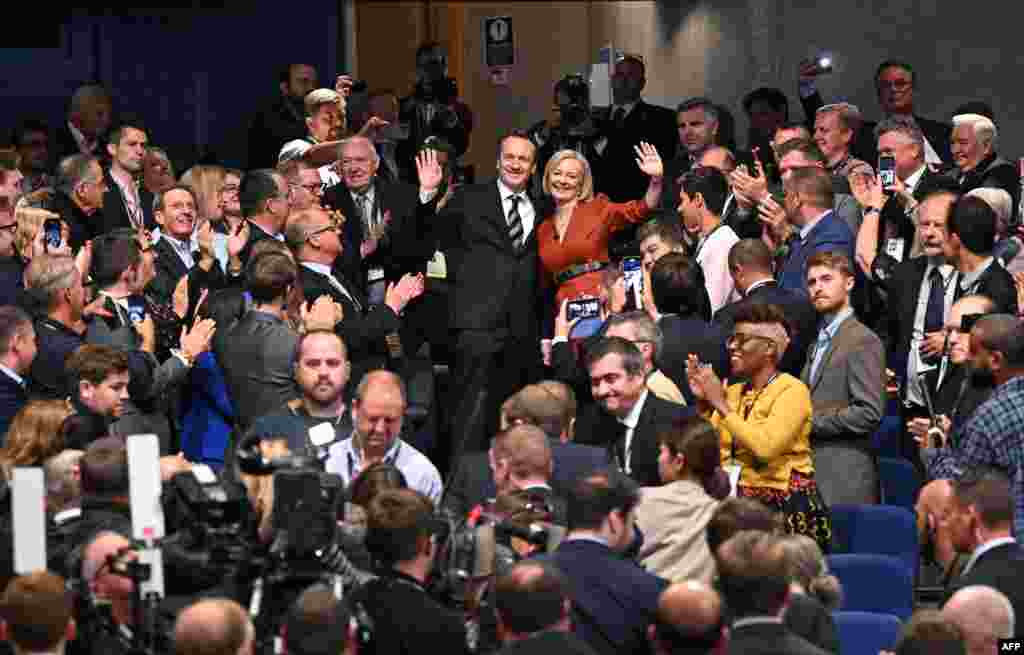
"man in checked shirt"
927,314,1024,542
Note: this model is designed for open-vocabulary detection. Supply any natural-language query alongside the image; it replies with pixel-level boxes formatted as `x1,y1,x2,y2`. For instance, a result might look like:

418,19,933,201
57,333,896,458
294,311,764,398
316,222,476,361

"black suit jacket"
593,101,678,203
149,236,190,309
715,281,818,378
573,393,693,486
886,256,930,360
297,263,400,394
657,315,731,403
435,180,544,336
495,629,597,655
321,179,434,293
955,258,1019,318
943,541,1024,636
216,310,299,431
728,621,830,655
99,168,156,237
51,190,99,252
237,221,279,267
52,123,108,168
0,373,26,445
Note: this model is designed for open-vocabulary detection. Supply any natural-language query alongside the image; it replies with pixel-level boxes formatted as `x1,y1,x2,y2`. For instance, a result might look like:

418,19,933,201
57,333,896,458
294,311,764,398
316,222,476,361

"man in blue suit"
544,469,668,655
772,165,855,293
0,306,36,444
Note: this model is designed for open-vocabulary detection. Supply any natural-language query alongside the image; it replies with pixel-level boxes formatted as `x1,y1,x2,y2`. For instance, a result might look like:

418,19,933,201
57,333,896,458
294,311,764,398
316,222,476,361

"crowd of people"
0,39,1021,655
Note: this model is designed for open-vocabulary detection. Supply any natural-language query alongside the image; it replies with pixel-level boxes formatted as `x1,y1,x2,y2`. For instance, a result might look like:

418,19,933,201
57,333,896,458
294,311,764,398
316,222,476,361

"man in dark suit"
716,531,830,655
149,186,198,308
799,59,952,168
52,154,109,252
594,56,677,203
288,206,424,397
0,306,36,443
52,85,113,166
100,119,155,237
430,130,546,463
236,169,290,267
488,424,568,525
951,113,1019,223
773,167,855,294
544,470,668,655
493,561,598,655
942,468,1024,635
659,98,719,210
717,239,817,377
443,382,610,519
246,64,318,170
946,195,1018,316
574,338,692,487
648,581,727,655
802,251,885,506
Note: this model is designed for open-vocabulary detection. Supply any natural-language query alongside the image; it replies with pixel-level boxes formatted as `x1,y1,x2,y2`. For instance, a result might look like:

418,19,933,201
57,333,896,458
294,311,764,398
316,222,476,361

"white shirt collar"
0,364,24,387
497,178,528,202
821,306,854,339
732,616,784,629
962,536,1017,576
799,209,831,241
619,389,648,429
564,533,610,547
904,164,927,192
612,101,638,118
301,261,334,277
744,278,775,296
53,507,82,524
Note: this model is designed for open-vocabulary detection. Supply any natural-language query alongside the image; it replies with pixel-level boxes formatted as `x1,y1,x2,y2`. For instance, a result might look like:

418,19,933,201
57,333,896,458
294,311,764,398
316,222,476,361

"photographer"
398,42,473,171
354,488,469,655
527,75,604,194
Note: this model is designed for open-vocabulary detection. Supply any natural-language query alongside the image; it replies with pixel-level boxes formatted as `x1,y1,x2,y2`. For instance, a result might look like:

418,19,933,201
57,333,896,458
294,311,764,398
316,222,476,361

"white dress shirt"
961,536,1017,576
497,179,535,240
301,261,361,310
696,223,740,314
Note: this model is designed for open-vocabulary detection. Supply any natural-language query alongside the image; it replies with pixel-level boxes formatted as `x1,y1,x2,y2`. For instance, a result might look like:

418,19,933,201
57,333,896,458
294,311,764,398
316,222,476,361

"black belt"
554,261,607,286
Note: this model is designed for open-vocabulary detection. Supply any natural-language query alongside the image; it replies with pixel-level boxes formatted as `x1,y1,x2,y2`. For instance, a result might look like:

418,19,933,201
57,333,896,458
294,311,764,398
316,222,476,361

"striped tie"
507,194,523,250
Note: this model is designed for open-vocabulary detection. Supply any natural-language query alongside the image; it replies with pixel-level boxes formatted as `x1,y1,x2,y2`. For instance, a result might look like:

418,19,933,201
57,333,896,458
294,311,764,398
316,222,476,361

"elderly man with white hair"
942,585,1015,653
952,113,1019,224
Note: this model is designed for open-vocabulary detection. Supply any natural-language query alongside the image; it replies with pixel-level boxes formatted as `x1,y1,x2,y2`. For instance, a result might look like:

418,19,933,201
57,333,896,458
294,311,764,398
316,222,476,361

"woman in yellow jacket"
687,302,831,551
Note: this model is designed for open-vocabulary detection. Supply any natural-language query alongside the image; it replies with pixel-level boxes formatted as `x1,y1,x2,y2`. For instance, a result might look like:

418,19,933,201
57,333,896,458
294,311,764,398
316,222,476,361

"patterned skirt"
739,470,832,553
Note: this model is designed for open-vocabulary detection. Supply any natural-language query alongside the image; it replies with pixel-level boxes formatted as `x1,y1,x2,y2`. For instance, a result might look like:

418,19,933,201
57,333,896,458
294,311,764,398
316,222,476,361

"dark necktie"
612,106,626,129
507,194,523,250
924,268,945,333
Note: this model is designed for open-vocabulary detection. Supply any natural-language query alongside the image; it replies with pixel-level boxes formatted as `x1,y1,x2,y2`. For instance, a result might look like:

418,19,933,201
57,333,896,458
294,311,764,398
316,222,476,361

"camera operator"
398,42,474,173
527,75,603,194
0,571,76,655
281,584,358,655
173,599,254,655
354,488,469,655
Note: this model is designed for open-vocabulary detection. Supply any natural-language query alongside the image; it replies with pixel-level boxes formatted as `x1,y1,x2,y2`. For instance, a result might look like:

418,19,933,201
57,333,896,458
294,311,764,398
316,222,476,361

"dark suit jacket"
52,123,108,167
246,95,307,169
593,101,678,203
543,539,667,655
573,393,693,486
0,373,26,445
99,168,156,237
496,629,597,655
715,281,818,378
51,190,99,252
958,154,1020,223
657,315,730,403
777,211,855,293
955,258,1019,317
885,255,930,359
237,221,279,267
942,541,1024,636
728,620,830,655
442,442,612,519
216,310,299,430
149,236,190,309
435,180,544,336
321,179,434,293
297,263,399,395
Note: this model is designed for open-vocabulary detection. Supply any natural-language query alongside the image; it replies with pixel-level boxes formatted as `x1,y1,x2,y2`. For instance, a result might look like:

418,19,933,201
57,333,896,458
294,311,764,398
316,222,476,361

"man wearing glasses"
278,158,324,213
53,154,109,251
798,58,952,168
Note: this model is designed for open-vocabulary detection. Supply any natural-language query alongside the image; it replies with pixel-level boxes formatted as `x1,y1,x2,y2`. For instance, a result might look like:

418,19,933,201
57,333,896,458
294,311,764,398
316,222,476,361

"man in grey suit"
802,250,885,505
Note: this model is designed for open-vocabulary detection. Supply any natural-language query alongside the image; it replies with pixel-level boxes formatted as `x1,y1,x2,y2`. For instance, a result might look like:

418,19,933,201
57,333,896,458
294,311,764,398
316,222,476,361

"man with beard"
100,119,155,235
248,330,352,463
278,88,347,188
248,64,319,169
908,295,996,455
801,250,884,505
325,369,441,503
929,314,1024,542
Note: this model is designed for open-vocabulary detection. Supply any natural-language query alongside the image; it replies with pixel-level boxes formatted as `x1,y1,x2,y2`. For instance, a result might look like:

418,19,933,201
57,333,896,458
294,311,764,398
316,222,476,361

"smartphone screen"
878,155,897,188
127,296,146,324
43,219,62,250
566,297,601,322
622,257,643,309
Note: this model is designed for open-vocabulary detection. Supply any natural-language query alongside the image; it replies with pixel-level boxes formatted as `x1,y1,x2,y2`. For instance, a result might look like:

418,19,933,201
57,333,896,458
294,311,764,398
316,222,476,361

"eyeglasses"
307,222,343,239
220,185,240,195
726,333,774,349
291,183,324,195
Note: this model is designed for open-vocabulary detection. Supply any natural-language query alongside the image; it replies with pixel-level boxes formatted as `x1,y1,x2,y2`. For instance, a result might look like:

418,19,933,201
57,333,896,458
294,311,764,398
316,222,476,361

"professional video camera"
555,73,594,133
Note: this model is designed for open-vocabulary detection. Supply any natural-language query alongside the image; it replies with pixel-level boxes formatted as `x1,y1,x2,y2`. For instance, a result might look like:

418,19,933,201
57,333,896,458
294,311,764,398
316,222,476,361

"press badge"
723,463,743,498
308,423,336,447
426,250,447,279
368,267,385,283
885,238,905,262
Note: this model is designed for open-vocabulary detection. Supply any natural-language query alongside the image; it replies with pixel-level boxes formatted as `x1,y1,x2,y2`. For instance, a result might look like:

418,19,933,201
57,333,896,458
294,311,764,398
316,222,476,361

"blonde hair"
0,400,74,480
304,88,345,118
543,150,595,202
179,164,226,221
13,206,59,261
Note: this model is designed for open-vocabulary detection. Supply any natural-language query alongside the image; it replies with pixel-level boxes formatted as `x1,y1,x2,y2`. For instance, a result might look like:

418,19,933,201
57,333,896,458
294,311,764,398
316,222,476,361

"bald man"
943,585,1015,653
494,560,596,655
916,479,959,583
648,580,726,655
174,599,254,655
325,370,442,503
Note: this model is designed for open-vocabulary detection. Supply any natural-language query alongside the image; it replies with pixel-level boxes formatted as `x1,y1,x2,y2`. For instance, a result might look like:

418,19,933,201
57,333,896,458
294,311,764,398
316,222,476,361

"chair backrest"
833,611,902,655
878,456,922,511
848,504,919,576
828,504,859,554
872,415,904,458
827,553,914,620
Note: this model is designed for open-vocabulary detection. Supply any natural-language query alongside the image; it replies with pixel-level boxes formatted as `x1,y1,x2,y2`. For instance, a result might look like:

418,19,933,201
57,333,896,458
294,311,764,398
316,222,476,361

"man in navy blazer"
0,306,37,444
542,469,668,655
773,166,854,293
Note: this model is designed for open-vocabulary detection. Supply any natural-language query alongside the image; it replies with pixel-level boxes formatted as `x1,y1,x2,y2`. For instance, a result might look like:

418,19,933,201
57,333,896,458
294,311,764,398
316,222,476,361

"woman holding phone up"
536,144,664,317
